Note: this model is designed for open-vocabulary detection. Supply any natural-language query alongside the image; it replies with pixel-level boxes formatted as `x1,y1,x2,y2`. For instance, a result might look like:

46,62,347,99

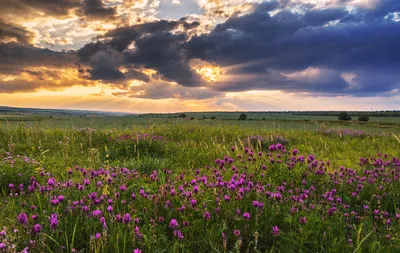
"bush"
238,113,248,120
178,113,186,118
358,115,370,122
338,112,352,121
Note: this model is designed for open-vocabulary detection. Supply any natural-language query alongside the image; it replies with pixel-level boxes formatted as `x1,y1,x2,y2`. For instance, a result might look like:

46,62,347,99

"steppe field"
1,111,400,252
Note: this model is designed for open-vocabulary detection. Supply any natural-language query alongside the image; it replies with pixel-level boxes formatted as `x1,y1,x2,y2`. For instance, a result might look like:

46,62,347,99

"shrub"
358,115,370,122
238,113,247,120
338,112,352,121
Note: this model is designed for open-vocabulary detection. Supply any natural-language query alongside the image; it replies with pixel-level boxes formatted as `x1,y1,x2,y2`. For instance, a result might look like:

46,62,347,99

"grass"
1,116,400,252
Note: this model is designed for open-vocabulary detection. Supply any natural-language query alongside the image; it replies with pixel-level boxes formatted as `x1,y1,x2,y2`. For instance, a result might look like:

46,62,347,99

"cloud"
112,79,220,100
76,19,202,86
0,20,35,44
0,42,75,74
80,0,116,20
0,67,94,93
2,0,400,100
185,0,400,96
0,0,81,19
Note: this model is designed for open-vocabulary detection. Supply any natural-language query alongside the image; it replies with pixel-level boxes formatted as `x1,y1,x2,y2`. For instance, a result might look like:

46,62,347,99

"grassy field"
2,111,400,133
1,112,400,252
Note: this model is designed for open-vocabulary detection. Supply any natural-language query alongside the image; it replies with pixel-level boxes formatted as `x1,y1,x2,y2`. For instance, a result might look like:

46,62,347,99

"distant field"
1,111,400,133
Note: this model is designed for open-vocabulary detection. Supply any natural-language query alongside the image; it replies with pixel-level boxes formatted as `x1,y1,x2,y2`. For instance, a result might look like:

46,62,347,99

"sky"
0,0,399,113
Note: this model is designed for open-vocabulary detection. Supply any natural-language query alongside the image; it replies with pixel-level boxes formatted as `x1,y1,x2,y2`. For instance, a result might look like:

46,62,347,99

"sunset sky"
1,0,399,113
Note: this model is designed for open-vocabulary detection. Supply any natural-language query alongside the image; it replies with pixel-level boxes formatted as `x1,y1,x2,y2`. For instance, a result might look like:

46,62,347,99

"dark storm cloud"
104,19,199,52
0,42,75,74
185,0,400,96
80,0,116,20
0,0,117,20
0,42,83,94
77,41,149,82
0,20,35,44
77,20,202,86
0,0,81,18
77,42,124,81
122,31,204,86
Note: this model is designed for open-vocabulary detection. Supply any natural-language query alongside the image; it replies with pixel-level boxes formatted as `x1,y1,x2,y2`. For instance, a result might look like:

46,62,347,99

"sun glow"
193,65,225,82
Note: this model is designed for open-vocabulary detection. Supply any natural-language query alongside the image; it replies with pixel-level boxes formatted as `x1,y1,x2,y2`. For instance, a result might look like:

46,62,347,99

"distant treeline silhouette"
293,111,400,117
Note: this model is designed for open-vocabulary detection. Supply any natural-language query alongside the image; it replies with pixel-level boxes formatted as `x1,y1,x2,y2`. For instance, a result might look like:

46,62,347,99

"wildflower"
0,243,5,250
173,230,184,240
169,219,179,229
95,233,101,239
123,213,131,224
299,217,307,224
116,214,122,222
120,185,127,191
204,212,211,220
32,224,42,234
107,206,113,212
17,213,28,225
234,230,241,237
49,214,59,230
243,212,251,220
48,178,56,187
131,192,136,200
92,210,102,217
178,205,185,212
272,226,280,236
50,198,61,206
133,249,142,253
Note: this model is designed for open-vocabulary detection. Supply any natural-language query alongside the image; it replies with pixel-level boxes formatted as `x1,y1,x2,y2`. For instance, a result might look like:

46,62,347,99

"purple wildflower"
49,214,59,230
123,213,131,224
17,213,28,225
32,224,42,234
272,226,280,236
169,219,179,229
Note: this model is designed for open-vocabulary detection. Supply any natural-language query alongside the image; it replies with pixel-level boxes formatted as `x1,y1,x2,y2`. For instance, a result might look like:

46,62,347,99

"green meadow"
1,112,400,252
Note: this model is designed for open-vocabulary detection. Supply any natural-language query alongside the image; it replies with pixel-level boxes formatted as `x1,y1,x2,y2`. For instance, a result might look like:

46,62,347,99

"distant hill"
0,106,131,117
